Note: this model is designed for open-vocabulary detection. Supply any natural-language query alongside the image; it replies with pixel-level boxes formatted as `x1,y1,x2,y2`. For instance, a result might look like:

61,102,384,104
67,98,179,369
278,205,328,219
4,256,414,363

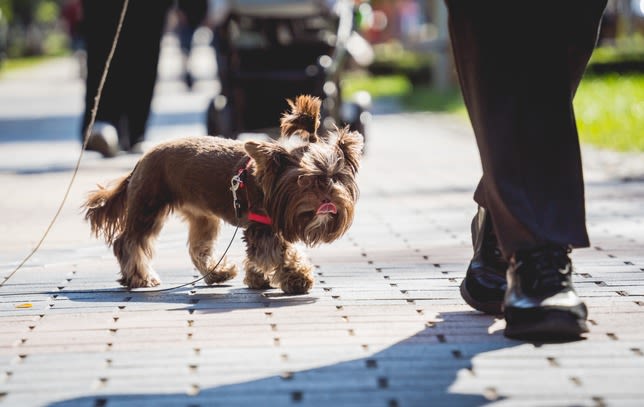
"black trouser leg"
81,0,172,148
81,0,122,142
445,0,607,258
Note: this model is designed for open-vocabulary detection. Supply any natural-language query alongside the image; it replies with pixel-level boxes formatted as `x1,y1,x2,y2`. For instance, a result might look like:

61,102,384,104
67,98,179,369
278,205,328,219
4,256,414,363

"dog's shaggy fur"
83,95,363,294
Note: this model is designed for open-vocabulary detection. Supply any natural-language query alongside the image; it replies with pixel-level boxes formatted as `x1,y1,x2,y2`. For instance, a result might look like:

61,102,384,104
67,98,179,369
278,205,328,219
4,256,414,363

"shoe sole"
504,307,589,340
459,279,503,315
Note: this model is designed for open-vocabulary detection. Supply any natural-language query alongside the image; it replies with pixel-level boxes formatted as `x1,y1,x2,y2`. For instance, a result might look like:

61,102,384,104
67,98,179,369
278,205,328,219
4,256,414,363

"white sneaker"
129,141,149,155
85,122,120,158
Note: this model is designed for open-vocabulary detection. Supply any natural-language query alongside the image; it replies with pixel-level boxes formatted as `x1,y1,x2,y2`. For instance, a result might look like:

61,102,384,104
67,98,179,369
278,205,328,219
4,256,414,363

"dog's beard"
269,180,357,246
296,200,354,246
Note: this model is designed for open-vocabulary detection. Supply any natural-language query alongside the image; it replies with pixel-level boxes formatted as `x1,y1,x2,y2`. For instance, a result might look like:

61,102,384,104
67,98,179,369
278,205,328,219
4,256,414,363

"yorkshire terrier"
83,95,363,294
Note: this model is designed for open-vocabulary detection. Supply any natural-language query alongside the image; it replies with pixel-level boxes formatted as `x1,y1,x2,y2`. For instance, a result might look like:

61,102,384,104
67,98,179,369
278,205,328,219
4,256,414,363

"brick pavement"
1,55,643,407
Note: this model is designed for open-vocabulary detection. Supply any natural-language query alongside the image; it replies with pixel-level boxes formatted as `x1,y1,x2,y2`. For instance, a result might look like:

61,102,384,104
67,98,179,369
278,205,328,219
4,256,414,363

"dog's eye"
317,175,331,186
298,175,312,187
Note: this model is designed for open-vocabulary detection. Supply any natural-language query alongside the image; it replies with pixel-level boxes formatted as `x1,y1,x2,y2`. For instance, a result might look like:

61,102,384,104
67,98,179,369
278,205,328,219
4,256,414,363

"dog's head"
245,126,363,246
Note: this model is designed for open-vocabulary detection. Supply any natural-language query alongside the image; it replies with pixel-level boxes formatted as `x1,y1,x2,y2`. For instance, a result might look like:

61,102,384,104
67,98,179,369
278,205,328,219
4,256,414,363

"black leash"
144,224,241,293
0,225,240,297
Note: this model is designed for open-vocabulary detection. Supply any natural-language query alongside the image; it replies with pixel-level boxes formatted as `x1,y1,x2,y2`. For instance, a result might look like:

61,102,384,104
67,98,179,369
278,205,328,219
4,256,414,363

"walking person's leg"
445,0,607,338
81,0,125,157
176,0,208,90
81,0,172,156
119,0,173,151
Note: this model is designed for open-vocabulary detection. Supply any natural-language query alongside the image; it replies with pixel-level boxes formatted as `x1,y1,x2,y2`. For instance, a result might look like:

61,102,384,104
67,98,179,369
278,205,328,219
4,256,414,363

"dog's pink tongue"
316,202,337,215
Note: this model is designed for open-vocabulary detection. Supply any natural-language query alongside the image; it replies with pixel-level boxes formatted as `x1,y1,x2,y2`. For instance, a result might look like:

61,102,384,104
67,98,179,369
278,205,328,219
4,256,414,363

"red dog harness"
230,158,272,225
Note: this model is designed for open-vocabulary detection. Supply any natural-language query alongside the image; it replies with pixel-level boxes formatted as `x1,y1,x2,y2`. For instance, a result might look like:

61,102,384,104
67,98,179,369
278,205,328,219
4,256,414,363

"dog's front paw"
119,269,161,289
278,269,314,295
243,267,272,290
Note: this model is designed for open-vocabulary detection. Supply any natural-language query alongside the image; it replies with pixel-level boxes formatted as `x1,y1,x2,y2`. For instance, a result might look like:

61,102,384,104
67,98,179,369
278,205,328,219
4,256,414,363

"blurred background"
0,0,643,151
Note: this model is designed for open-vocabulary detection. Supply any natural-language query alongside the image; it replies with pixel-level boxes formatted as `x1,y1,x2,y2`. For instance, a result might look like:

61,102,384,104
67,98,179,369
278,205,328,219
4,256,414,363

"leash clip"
230,175,243,218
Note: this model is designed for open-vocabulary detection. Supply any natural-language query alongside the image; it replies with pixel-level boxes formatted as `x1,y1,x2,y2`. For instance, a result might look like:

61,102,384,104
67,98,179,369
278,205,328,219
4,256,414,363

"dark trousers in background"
81,0,173,149
445,0,608,258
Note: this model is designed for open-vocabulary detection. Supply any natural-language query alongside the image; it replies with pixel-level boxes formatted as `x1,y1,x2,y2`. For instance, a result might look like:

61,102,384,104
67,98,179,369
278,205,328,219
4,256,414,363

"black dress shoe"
460,207,508,314
504,245,588,340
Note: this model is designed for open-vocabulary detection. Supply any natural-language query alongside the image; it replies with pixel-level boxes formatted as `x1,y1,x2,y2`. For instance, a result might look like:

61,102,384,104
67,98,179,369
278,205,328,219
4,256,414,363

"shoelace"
517,246,572,295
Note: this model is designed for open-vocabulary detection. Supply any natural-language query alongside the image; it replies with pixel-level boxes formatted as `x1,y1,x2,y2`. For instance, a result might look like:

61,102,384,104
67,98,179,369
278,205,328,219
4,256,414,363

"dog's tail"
280,95,321,143
83,173,131,246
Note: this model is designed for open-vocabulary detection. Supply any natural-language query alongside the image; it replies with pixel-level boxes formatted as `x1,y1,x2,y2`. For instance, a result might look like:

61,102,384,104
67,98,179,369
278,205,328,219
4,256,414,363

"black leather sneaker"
460,207,508,315
504,245,588,340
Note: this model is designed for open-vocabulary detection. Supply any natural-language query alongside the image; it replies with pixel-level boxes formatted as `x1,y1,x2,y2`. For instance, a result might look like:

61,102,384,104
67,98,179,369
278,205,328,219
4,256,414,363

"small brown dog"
83,95,363,294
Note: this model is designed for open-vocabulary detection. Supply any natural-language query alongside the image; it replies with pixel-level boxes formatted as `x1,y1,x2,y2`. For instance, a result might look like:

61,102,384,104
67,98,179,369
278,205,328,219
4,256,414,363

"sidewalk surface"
1,39,644,407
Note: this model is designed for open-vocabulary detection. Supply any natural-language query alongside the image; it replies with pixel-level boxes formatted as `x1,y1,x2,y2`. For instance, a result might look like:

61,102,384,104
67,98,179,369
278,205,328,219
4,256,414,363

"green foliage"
402,85,465,114
0,0,12,23
368,41,434,84
35,0,59,25
41,31,67,55
371,42,433,71
586,36,644,76
342,72,412,100
590,35,644,65
0,0,67,58
343,70,465,114
574,73,644,151
0,54,58,75
343,70,644,152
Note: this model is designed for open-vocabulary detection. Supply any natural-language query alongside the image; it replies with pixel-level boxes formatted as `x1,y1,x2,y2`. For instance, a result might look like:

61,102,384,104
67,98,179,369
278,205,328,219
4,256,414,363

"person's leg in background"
81,0,122,157
176,0,208,90
445,0,607,339
80,0,172,157
120,0,173,152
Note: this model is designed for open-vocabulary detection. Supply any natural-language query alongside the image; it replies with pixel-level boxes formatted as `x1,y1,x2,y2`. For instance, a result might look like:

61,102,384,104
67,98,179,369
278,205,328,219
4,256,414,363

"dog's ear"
334,127,364,174
245,141,296,174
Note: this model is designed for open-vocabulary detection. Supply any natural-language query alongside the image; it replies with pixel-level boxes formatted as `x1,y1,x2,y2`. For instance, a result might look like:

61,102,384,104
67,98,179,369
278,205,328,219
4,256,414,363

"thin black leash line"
143,224,241,293
1,0,131,288
0,225,241,297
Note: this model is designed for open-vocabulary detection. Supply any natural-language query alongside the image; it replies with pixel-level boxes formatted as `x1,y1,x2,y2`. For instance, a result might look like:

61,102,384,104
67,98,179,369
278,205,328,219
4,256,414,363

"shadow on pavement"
45,311,515,407
0,109,208,175
0,111,206,144
0,116,80,143
38,286,319,314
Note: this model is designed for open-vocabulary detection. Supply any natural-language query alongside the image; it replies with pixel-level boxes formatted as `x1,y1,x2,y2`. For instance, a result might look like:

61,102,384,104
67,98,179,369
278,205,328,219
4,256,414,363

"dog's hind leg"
114,203,169,288
184,212,238,285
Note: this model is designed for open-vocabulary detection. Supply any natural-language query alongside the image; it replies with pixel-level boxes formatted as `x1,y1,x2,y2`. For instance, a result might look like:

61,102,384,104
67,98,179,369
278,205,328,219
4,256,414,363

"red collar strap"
231,157,272,226
247,211,272,225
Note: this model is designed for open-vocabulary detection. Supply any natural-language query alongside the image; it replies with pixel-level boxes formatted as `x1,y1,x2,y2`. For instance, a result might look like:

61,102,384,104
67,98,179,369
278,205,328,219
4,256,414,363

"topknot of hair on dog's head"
289,95,321,116
281,95,322,142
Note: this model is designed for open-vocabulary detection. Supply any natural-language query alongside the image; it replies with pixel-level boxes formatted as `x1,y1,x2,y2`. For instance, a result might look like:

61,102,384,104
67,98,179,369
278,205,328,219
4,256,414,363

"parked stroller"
205,0,371,140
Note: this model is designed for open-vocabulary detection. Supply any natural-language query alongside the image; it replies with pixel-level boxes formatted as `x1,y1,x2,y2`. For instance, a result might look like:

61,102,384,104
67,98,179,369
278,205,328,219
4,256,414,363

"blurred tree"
0,0,13,24
2,0,66,57
35,0,59,25
12,0,40,25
